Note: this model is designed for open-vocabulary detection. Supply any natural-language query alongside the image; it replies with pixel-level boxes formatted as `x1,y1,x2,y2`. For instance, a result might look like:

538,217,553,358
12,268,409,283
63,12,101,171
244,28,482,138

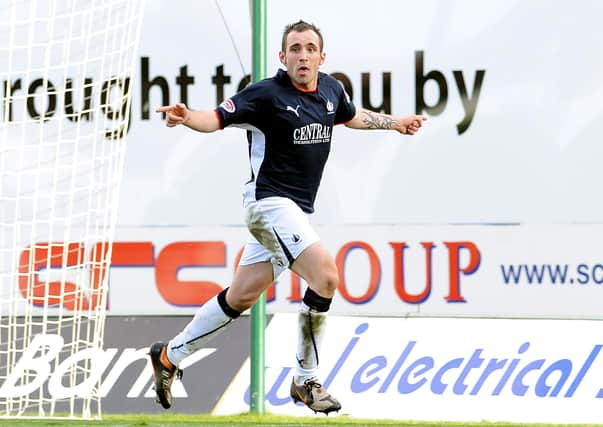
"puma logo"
286,105,301,118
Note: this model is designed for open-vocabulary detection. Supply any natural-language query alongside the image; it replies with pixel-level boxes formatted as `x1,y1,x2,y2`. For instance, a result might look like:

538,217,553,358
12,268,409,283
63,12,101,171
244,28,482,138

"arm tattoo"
360,109,398,130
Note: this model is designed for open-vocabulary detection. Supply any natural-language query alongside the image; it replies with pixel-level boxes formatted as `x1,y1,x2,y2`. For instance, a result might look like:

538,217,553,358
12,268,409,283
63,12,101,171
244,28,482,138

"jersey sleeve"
334,85,356,125
215,82,265,129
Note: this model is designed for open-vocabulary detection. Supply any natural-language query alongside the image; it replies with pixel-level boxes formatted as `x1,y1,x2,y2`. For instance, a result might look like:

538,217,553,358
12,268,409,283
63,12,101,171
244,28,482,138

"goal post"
0,0,145,419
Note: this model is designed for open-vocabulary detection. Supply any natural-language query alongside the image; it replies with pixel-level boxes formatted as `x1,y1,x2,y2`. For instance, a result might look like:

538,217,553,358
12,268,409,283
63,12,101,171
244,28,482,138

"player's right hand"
155,103,190,127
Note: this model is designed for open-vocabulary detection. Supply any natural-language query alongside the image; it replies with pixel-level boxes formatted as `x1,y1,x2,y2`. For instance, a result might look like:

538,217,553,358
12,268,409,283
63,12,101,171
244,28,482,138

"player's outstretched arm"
156,103,221,133
345,108,427,135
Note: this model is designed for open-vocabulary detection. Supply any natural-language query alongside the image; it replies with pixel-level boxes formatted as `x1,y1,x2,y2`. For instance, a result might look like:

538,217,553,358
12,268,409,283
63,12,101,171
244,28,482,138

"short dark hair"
281,20,323,52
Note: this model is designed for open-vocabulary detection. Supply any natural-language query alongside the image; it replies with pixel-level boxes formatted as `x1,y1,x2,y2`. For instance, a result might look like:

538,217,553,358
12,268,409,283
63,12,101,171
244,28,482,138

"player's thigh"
227,261,274,312
245,197,319,274
290,241,339,298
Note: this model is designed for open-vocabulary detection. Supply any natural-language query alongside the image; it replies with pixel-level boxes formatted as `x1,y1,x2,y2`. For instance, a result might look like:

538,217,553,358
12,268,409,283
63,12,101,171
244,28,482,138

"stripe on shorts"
273,227,295,265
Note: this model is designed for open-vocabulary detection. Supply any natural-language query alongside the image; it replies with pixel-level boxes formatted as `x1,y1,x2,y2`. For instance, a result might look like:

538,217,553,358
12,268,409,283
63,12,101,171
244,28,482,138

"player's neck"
291,79,318,93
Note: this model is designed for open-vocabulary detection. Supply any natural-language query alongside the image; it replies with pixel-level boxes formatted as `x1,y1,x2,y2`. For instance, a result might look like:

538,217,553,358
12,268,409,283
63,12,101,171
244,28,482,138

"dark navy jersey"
215,68,356,213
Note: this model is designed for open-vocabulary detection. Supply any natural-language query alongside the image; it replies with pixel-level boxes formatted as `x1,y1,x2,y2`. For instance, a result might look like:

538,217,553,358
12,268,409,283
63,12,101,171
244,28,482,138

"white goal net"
0,0,144,419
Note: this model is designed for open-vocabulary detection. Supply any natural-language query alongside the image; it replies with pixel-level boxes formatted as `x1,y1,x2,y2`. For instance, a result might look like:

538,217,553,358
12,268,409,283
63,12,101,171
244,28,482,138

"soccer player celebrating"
150,20,426,414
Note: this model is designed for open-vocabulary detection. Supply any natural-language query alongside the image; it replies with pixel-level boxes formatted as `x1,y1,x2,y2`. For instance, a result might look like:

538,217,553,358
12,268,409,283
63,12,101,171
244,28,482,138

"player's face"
279,30,325,91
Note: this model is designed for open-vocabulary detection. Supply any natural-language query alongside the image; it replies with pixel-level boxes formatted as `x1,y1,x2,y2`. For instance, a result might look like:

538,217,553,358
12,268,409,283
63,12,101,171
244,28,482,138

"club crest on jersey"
220,98,236,113
326,99,334,113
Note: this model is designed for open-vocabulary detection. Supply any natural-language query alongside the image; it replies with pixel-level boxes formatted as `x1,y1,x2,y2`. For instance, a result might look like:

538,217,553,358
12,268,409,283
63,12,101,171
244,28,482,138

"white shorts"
239,196,320,280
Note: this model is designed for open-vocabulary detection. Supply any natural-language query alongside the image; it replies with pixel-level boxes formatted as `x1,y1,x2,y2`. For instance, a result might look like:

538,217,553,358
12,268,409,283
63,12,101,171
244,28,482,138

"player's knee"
320,262,339,297
326,269,339,294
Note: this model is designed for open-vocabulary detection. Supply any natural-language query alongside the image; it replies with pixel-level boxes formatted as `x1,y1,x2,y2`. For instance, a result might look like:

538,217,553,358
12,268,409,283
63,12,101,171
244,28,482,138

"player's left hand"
398,115,427,135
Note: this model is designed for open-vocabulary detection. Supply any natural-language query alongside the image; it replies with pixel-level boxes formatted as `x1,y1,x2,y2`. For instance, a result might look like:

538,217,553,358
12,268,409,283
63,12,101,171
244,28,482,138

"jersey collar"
276,68,322,93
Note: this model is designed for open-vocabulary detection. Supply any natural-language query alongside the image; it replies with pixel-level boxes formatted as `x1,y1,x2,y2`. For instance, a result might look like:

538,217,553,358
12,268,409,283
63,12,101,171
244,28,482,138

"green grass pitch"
0,414,601,427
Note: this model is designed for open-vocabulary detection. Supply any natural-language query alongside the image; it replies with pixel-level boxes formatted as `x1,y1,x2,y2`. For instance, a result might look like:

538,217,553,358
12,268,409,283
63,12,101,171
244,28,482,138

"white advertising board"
215,314,603,424
4,1,603,318
11,223,603,318
115,0,603,226
105,223,603,318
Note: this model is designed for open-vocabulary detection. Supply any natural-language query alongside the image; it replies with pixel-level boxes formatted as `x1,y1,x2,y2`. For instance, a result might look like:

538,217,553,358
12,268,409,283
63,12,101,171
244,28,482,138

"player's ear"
319,51,326,66
279,51,286,65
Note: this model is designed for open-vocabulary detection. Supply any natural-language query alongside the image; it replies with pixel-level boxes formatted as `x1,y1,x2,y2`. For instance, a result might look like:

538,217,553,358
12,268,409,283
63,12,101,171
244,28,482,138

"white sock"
294,302,327,385
167,294,234,366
